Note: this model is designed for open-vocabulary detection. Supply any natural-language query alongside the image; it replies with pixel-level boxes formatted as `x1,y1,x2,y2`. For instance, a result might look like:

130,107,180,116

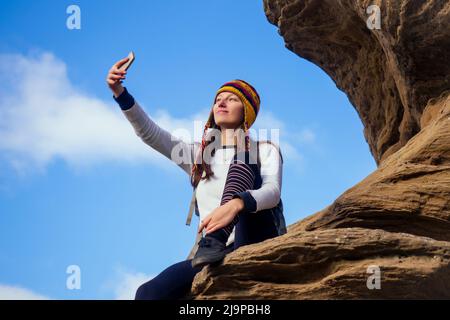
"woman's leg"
228,152,279,249
192,151,266,268
135,259,202,300
233,207,279,250
207,151,258,243
136,242,234,299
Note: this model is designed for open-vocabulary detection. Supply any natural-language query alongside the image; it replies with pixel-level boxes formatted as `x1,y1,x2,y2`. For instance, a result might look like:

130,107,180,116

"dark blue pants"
134,207,278,300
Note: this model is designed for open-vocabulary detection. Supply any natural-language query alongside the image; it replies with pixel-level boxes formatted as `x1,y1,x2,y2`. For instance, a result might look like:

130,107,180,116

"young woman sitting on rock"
106,57,285,300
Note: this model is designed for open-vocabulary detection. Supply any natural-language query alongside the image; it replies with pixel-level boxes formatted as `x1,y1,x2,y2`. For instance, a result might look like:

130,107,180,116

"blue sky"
0,1,377,299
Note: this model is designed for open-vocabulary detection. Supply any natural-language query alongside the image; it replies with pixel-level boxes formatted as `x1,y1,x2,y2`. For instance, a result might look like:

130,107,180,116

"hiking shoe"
191,236,227,268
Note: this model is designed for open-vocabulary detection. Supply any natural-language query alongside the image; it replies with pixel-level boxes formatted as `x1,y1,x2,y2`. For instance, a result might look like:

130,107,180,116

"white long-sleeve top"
117,91,283,246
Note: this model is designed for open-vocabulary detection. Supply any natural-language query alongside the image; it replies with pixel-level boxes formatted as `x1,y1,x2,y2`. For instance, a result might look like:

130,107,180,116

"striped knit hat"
191,79,260,177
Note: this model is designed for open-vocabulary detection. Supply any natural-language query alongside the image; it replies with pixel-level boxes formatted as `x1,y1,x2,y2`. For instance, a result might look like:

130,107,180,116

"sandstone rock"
303,94,450,242
190,228,450,299
264,0,450,164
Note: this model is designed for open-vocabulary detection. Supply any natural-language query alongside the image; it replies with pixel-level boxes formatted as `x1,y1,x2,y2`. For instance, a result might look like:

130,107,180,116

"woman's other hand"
197,198,244,235
106,57,129,98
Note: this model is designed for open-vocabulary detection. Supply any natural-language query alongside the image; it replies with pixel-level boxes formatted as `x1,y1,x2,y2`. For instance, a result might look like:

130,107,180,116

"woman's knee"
135,280,159,300
229,152,259,181
135,260,201,300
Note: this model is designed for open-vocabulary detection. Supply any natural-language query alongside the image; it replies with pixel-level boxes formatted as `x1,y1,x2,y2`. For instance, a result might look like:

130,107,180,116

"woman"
106,56,284,300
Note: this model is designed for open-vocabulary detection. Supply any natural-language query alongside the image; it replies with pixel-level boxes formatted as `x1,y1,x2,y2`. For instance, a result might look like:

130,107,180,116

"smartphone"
120,51,135,71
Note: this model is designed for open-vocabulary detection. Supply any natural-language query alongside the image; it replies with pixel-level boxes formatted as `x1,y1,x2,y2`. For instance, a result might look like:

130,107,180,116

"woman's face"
213,92,244,129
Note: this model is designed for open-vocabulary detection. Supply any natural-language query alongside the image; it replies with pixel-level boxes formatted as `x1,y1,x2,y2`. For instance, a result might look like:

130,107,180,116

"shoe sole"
191,253,225,268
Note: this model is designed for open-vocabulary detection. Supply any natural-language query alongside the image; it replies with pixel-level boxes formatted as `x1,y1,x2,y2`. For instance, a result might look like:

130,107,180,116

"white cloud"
0,51,310,175
113,271,155,300
0,284,50,300
252,110,314,161
296,128,316,144
0,51,203,175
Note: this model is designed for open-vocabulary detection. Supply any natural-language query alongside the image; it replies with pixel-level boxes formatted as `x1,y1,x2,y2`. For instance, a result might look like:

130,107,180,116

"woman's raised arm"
118,91,197,176
106,58,197,175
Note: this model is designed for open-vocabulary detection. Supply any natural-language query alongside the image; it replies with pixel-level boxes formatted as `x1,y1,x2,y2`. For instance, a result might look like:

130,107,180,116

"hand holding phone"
107,51,135,98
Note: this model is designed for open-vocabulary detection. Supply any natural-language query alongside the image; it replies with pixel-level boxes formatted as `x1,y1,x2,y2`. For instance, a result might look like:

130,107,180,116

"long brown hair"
190,119,248,188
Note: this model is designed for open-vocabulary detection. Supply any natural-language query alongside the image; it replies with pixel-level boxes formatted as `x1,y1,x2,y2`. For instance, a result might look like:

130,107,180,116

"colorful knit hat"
191,79,260,177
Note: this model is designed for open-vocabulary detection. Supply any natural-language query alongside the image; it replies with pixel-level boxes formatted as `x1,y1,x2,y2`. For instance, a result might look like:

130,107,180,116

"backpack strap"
186,142,201,226
185,187,196,226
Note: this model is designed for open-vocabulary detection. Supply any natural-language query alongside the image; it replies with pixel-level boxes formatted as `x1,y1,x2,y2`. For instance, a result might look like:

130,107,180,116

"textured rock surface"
303,94,450,242
264,0,450,164
190,228,450,299
188,0,450,299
